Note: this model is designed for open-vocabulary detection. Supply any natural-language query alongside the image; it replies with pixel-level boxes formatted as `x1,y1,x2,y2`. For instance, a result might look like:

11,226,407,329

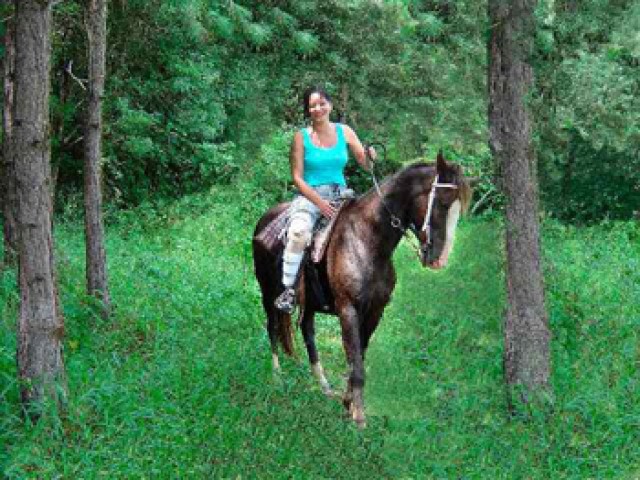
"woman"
275,86,375,313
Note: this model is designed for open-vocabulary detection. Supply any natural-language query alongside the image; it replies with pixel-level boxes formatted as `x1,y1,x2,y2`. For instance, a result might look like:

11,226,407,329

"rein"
366,143,404,231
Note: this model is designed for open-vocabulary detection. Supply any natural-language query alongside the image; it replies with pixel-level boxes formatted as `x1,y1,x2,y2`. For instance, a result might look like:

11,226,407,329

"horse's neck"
354,182,413,257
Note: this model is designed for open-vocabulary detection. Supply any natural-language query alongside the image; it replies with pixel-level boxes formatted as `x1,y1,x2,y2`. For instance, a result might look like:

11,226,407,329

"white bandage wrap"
281,211,314,287
282,251,304,287
288,217,313,246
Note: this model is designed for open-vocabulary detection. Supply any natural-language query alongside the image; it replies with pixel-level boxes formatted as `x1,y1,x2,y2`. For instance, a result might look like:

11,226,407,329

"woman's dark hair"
302,86,332,118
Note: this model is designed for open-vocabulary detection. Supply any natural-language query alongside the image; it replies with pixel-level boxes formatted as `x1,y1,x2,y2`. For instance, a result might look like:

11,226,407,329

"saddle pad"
253,203,291,255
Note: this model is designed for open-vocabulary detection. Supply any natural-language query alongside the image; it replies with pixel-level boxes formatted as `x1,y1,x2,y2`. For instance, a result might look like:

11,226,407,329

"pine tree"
488,0,551,410
13,0,66,416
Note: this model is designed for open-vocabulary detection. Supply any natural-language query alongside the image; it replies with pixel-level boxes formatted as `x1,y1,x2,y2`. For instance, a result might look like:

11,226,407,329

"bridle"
365,144,459,260
420,174,459,246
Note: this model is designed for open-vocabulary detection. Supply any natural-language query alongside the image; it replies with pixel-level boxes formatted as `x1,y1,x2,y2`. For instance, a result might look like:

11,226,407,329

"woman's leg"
281,214,313,289
275,197,318,312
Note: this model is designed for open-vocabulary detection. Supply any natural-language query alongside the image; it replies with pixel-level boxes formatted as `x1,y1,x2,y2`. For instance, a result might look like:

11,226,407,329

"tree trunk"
13,0,66,415
488,0,551,410
84,0,111,316
1,15,18,268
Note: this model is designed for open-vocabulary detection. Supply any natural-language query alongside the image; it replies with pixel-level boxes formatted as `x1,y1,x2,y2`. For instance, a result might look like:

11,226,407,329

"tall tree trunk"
1,15,18,268
13,0,66,414
488,0,551,410
84,0,111,316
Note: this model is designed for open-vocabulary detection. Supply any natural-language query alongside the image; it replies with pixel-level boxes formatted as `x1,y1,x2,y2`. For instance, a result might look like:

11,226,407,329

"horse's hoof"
272,353,281,372
354,417,367,429
321,386,335,397
351,405,366,428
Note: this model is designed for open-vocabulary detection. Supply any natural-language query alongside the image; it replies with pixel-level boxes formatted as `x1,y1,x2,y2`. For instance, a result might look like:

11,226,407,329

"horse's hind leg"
265,303,281,372
300,309,333,396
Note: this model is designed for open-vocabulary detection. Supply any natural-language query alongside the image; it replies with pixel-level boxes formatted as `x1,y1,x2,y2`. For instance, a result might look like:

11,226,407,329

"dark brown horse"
252,152,472,427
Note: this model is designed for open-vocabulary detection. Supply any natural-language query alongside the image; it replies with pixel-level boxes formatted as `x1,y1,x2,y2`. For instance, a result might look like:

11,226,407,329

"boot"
274,287,296,314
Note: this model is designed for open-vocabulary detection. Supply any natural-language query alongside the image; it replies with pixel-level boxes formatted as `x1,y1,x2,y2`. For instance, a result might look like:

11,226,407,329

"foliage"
5,0,490,208
533,0,640,222
1,185,639,477
2,0,638,220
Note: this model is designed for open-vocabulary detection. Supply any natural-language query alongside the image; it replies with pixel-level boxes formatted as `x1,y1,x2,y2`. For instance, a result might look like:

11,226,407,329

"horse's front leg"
300,309,333,396
337,303,366,428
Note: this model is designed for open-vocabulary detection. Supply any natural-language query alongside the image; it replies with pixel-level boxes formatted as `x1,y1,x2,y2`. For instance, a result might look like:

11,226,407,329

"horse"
252,151,472,427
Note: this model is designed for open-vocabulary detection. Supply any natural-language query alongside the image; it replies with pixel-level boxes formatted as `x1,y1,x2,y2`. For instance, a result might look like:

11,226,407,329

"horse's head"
409,151,472,269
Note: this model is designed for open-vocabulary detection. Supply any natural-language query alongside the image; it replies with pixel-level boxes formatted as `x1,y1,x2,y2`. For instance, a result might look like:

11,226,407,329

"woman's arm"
290,131,337,219
342,124,375,170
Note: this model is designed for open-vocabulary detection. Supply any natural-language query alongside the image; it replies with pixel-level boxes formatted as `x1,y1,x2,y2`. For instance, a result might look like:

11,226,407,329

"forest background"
1,0,637,220
1,0,639,478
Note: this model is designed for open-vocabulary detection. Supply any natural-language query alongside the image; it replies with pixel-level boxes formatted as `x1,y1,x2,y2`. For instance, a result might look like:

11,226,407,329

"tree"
84,0,110,316
13,0,66,415
1,12,18,268
488,0,551,410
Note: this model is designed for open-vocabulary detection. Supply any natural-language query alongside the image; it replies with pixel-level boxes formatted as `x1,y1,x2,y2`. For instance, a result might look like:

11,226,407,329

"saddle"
253,199,354,262
254,198,354,313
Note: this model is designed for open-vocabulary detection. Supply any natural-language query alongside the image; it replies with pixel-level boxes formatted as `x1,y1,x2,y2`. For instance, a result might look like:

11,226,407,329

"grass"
1,187,639,478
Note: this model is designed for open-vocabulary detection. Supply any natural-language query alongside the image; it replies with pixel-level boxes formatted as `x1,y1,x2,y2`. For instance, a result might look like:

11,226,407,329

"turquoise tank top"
302,123,348,187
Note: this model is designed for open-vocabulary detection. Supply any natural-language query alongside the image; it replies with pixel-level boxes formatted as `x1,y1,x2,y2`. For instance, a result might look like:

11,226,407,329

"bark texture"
84,0,111,316
1,16,18,267
488,0,551,405
13,0,66,411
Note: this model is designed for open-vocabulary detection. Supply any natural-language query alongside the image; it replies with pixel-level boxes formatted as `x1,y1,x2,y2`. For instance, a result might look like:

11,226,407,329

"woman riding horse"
253,90,472,428
273,85,375,314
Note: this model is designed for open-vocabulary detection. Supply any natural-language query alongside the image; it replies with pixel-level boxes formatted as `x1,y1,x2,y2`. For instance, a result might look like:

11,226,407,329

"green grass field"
1,188,639,478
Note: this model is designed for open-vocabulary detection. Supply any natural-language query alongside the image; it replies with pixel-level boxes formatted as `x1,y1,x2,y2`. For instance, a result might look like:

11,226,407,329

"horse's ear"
467,176,480,188
436,149,448,175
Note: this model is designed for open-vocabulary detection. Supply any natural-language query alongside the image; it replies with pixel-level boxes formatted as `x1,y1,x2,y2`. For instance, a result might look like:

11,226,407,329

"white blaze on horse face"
439,199,461,266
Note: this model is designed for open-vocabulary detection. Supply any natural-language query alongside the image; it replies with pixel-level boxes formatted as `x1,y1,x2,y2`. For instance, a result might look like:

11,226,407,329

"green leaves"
209,11,234,39
39,0,638,223
534,0,640,222
415,12,445,39
292,31,319,55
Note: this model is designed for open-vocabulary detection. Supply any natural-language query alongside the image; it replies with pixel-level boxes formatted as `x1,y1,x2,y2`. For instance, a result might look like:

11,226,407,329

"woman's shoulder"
291,130,304,147
338,123,356,141
297,127,311,140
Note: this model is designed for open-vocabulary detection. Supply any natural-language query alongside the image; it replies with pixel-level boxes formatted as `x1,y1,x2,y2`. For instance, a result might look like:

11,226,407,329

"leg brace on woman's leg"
282,217,313,288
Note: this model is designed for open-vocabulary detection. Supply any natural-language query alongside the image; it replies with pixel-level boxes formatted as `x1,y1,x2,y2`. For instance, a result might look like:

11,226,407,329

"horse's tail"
277,310,295,356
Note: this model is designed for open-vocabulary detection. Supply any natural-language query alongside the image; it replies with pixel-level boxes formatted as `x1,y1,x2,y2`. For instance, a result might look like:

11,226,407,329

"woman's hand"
366,146,377,162
319,199,337,219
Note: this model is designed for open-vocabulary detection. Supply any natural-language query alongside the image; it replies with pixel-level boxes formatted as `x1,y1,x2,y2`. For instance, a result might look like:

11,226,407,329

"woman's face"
307,92,332,121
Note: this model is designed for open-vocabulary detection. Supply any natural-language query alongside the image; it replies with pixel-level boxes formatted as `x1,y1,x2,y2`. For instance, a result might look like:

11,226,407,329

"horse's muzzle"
420,245,433,268
420,244,444,269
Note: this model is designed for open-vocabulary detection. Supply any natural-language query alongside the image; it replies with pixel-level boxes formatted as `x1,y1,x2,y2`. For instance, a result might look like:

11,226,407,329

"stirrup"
274,288,296,314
